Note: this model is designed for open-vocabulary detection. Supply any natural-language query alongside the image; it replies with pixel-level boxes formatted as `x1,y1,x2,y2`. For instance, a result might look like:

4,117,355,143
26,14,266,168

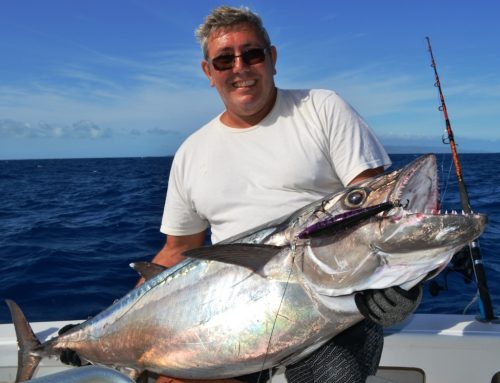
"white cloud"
146,127,182,136
0,119,111,139
0,119,32,138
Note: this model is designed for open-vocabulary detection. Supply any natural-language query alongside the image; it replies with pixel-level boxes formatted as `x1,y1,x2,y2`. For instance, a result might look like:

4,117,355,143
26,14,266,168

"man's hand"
355,285,423,327
60,348,84,367
58,323,87,367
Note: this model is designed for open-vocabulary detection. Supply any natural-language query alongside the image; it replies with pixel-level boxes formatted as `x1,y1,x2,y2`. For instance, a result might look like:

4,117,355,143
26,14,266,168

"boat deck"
1,314,499,383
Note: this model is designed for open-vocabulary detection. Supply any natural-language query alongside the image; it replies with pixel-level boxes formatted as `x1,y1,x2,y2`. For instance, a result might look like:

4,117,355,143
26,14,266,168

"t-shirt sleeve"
160,150,209,236
320,91,391,186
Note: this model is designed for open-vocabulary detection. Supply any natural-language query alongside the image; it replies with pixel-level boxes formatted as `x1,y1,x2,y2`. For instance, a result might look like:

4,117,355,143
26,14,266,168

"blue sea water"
0,154,499,324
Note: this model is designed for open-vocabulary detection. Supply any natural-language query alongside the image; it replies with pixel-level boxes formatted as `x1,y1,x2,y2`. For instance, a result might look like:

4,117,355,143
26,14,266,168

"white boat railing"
23,365,134,383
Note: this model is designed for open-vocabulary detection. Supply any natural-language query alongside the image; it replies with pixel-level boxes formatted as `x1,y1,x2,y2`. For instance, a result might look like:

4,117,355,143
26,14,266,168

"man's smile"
233,79,257,88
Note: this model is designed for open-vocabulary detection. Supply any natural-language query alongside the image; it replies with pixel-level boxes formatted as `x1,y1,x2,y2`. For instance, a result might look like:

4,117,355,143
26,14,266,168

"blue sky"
1,0,499,159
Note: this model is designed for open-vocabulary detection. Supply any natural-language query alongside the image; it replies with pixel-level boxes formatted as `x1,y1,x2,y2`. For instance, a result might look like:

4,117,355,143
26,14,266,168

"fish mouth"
376,154,487,252
390,154,440,214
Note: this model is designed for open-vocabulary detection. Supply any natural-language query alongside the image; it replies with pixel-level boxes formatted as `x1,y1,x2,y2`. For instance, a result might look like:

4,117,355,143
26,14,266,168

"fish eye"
344,188,368,208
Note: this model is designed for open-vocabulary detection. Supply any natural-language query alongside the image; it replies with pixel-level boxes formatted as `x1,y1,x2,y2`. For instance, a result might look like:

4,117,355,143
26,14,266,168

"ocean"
0,153,499,324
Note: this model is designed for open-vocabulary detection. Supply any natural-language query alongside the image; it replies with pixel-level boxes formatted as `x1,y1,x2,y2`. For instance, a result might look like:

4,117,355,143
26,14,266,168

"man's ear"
201,60,215,87
270,45,278,75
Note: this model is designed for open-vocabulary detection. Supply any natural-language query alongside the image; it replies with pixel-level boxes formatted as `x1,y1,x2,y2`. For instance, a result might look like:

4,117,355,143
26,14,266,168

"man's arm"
348,166,384,186
153,231,207,267
136,231,206,286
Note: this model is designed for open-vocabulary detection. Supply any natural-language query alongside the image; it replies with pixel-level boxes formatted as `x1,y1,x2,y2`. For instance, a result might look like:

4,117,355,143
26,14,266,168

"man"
151,6,422,383
58,6,420,381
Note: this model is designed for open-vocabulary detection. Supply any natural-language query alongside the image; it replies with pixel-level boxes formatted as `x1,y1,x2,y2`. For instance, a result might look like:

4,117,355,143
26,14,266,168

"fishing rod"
426,36,495,322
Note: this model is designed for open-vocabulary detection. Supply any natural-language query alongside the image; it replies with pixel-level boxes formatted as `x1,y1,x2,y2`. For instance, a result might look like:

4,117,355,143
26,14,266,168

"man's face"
201,23,277,127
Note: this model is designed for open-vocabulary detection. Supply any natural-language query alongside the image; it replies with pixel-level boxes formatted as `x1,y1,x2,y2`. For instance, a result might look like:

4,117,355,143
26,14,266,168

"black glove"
355,284,423,327
58,323,87,367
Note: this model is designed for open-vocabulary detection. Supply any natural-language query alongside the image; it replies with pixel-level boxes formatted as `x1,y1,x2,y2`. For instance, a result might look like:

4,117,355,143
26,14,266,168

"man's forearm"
152,244,187,268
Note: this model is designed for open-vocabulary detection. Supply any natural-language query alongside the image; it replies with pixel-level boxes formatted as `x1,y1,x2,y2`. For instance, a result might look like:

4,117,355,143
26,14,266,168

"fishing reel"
428,246,473,297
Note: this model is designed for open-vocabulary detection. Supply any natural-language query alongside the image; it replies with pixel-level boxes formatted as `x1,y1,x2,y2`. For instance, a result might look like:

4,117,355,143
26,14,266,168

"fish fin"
182,244,282,272
5,299,42,383
130,262,167,281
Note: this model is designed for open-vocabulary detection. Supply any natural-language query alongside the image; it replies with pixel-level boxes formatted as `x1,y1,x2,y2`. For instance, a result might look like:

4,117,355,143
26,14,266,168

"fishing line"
463,291,479,315
433,255,495,315
438,151,454,208
256,242,297,383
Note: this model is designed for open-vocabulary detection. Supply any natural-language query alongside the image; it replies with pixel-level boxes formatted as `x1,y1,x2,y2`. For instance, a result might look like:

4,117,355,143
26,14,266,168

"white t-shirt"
161,89,391,243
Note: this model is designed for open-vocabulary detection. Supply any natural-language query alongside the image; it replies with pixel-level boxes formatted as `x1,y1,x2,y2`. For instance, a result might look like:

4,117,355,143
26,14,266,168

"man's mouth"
233,79,256,88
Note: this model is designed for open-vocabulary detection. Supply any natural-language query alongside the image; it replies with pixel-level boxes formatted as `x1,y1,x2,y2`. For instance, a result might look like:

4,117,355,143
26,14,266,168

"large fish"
6,154,486,382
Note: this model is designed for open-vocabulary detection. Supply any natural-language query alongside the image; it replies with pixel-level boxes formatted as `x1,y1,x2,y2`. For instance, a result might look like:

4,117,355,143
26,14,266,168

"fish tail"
5,299,43,383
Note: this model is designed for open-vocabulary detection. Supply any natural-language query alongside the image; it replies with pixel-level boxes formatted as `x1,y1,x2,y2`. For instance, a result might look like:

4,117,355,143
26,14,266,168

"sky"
1,0,500,159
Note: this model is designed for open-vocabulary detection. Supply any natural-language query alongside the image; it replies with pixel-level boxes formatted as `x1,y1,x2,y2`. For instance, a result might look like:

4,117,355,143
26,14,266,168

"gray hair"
195,6,271,59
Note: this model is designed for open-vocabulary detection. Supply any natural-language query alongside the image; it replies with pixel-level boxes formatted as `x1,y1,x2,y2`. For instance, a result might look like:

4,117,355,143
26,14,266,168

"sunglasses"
209,47,269,71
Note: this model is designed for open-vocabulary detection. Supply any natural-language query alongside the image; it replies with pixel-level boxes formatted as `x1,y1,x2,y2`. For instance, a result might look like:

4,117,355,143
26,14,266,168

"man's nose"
232,55,250,71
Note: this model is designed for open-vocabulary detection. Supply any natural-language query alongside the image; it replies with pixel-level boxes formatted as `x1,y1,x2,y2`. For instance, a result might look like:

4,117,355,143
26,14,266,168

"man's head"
197,6,278,128
195,6,271,60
